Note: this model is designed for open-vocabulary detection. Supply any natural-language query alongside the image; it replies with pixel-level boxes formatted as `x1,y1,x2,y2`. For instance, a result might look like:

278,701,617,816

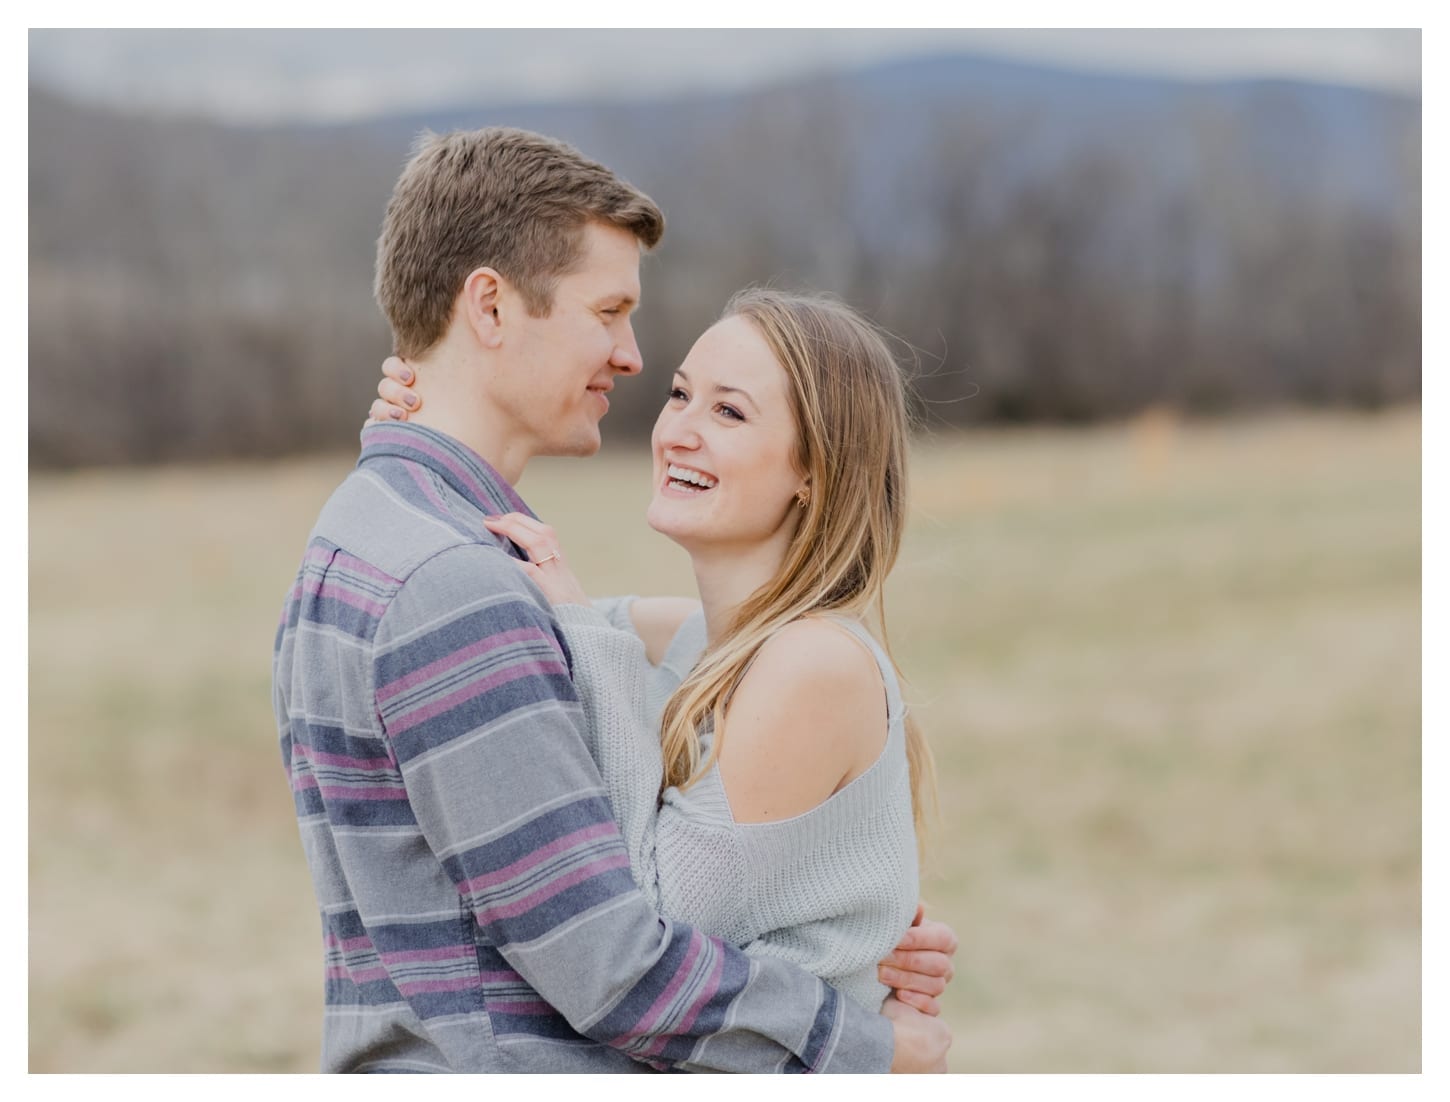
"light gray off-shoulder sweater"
554,598,919,1011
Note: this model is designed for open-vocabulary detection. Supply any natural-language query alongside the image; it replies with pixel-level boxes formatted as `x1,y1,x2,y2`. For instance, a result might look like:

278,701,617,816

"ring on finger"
532,552,560,566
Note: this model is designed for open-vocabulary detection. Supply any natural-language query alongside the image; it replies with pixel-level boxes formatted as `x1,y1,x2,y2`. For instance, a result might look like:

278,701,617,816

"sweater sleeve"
551,604,747,926
551,601,666,905
375,555,892,1073
551,606,796,955
591,595,640,634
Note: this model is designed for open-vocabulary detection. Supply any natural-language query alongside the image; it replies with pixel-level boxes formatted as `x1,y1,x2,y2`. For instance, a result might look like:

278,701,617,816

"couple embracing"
273,126,957,1073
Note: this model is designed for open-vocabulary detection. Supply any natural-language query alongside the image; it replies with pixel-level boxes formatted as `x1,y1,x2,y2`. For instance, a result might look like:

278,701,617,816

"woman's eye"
718,405,744,422
668,387,688,401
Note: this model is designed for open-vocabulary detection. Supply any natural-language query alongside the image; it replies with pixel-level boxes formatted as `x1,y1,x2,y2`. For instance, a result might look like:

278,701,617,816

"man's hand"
878,903,958,1015
883,994,951,1073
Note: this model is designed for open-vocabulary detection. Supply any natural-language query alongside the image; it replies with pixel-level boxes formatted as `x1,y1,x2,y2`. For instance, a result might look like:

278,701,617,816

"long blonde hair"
658,288,937,835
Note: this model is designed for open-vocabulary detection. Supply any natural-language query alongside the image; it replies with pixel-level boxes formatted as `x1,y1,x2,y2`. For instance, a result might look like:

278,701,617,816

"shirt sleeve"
372,547,893,1073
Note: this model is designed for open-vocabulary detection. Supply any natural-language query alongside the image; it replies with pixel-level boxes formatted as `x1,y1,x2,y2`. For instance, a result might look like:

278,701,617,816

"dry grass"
28,409,1421,1072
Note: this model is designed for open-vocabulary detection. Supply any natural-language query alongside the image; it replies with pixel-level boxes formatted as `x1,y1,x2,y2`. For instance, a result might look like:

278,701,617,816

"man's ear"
461,267,504,349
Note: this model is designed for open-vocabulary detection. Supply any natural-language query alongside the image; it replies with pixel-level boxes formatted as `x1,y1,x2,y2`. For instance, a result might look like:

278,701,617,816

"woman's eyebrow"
713,384,759,413
673,369,760,413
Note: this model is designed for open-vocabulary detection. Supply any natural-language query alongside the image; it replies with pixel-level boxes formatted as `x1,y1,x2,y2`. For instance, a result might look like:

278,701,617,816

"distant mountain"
28,52,1420,466
309,51,1418,215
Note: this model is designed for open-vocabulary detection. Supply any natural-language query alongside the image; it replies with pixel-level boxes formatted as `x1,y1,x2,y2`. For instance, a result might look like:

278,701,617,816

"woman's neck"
690,540,790,648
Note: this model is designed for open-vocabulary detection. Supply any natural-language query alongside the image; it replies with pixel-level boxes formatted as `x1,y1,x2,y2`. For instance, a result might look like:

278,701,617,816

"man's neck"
404,349,531,487
407,408,530,488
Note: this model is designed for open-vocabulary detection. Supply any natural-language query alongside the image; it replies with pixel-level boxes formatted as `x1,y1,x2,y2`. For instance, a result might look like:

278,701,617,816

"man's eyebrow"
673,370,760,413
599,293,638,308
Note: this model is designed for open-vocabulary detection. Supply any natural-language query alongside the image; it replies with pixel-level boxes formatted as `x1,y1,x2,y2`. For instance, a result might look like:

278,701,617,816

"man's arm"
373,544,905,1072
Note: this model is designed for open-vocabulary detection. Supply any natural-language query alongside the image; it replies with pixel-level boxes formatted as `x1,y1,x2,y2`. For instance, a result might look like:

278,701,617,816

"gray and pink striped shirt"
271,422,894,1072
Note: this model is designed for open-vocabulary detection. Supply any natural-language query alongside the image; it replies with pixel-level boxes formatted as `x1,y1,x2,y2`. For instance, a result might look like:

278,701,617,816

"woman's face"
645,316,808,557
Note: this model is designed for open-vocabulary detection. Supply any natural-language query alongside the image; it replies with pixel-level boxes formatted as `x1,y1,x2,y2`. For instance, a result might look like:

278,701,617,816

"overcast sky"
27,28,1421,125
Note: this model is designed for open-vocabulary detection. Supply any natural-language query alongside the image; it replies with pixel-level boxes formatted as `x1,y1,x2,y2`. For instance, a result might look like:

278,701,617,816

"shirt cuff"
815,1001,894,1073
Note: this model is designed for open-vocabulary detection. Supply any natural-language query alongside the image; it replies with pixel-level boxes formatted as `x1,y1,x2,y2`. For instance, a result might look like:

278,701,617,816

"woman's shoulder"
717,617,889,824
751,616,885,687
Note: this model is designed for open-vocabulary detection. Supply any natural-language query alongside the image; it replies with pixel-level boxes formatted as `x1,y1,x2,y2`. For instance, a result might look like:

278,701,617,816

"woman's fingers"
480,514,588,605
382,357,414,384
367,359,418,423
480,514,533,547
378,376,419,411
484,514,557,546
482,514,561,564
369,399,405,423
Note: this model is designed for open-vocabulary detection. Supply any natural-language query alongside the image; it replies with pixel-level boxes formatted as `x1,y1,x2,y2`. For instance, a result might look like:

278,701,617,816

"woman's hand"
877,903,958,1016
366,357,421,424
481,513,590,607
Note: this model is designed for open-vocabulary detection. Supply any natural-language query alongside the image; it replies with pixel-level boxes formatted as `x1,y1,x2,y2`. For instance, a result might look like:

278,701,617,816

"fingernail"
405,394,419,408
400,369,413,383
389,408,405,420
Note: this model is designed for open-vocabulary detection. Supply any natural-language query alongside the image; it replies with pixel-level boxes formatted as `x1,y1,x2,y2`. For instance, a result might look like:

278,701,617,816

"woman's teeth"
667,464,717,491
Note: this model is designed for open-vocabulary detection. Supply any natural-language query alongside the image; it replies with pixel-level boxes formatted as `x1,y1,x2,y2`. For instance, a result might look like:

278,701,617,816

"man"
273,127,953,1072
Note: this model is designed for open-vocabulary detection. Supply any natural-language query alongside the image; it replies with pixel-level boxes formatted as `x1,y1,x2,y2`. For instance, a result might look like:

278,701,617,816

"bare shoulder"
628,597,702,665
718,618,889,823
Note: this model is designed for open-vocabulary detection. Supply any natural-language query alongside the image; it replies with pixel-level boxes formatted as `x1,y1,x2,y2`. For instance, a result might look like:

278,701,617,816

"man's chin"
548,429,602,458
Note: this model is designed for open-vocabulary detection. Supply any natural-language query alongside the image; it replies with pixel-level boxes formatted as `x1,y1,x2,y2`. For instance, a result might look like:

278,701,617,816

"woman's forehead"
685,317,784,386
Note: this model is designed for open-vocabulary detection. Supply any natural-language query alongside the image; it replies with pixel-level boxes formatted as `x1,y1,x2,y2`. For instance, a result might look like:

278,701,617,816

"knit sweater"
272,423,894,1073
559,598,919,1011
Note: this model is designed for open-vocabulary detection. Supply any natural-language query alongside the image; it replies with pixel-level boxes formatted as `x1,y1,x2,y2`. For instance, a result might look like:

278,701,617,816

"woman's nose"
657,406,703,450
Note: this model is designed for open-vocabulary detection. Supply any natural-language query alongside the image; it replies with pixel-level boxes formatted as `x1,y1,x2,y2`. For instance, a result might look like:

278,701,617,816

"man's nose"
611,321,643,376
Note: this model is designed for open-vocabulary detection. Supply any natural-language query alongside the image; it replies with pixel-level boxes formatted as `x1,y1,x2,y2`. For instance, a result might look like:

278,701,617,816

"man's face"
491,221,644,460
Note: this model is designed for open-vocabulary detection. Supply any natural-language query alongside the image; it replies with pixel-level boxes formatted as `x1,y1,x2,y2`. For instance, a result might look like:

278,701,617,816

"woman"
372,288,942,1014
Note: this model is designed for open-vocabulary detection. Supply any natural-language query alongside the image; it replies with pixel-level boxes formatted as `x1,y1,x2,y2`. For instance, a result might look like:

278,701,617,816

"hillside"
28,54,1421,465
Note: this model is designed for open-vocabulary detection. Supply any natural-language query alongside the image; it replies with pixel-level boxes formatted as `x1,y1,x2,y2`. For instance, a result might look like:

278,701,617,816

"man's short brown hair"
374,127,665,358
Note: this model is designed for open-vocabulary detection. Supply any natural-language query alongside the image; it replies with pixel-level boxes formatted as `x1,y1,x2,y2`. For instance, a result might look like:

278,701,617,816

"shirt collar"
358,422,536,521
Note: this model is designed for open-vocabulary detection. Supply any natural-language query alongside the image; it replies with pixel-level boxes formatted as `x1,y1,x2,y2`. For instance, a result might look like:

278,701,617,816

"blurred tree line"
28,57,1420,467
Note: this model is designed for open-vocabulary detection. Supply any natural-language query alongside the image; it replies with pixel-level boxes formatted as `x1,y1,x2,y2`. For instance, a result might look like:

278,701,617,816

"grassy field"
28,409,1421,1072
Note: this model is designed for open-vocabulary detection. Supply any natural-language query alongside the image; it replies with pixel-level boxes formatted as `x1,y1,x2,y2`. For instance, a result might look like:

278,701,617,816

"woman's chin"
646,501,698,548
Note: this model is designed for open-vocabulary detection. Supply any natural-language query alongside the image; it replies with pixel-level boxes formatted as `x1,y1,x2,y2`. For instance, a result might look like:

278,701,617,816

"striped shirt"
271,422,893,1073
